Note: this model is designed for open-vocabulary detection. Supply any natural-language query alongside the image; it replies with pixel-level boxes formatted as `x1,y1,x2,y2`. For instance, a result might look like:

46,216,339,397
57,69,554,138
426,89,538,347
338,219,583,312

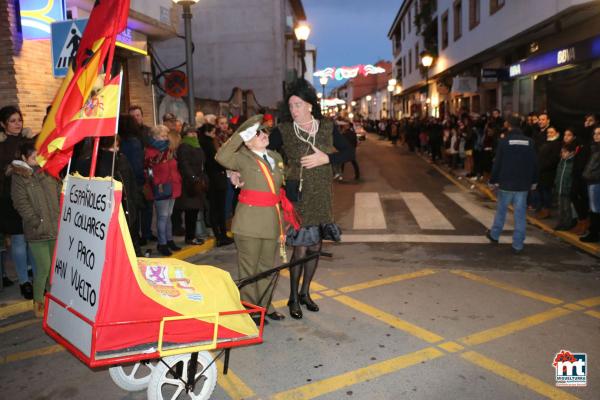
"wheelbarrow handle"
235,251,331,289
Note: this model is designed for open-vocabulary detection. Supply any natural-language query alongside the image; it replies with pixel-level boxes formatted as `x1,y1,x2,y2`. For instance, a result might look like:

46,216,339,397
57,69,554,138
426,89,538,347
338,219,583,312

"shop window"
441,11,449,49
453,0,462,41
490,0,505,15
469,0,480,30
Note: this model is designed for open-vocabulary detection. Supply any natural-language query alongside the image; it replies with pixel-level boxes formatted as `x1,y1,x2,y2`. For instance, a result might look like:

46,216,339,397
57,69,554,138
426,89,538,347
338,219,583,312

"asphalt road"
0,134,599,400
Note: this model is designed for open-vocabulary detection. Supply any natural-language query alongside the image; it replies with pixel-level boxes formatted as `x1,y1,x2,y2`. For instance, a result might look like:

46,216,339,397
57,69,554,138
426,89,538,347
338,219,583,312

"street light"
319,76,328,108
366,95,372,101
173,0,200,127
295,21,311,78
421,50,434,117
387,78,397,119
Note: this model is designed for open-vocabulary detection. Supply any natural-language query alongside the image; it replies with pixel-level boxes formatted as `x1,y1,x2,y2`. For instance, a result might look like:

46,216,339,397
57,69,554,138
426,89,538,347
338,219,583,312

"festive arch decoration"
313,64,386,81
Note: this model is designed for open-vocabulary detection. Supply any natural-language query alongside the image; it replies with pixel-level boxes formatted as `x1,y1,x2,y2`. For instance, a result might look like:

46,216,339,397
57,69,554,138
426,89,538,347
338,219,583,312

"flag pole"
90,19,120,178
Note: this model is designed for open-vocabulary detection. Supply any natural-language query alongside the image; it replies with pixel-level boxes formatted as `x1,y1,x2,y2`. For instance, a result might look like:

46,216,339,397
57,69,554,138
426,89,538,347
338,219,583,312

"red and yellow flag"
36,0,130,176
37,73,123,177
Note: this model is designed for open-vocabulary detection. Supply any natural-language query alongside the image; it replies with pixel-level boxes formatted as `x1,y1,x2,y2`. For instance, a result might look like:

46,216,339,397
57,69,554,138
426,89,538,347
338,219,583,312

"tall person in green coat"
216,115,292,325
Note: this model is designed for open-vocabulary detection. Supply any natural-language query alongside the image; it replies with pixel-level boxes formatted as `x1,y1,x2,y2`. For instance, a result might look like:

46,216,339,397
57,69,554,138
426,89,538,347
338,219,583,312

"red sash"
238,188,300,230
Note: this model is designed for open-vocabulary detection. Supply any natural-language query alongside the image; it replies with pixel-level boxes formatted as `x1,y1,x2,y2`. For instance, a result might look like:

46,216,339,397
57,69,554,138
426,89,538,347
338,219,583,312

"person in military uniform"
216,115,294,324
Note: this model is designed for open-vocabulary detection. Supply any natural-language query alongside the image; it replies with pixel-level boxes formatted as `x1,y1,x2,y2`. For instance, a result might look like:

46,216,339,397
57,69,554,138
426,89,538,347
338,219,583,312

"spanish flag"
37,73,123,177
36,0,130,176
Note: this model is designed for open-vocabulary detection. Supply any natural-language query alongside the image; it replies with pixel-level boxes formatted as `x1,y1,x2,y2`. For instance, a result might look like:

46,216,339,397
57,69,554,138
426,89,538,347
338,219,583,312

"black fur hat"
279,78,323,122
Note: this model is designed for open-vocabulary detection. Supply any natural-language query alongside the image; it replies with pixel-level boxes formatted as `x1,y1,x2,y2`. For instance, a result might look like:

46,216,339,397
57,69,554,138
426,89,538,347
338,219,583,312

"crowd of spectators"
363,110,600,243
0,104,248,303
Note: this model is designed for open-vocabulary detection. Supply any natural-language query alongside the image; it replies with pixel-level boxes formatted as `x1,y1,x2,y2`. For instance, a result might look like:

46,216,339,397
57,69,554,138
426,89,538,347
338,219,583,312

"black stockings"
289,241,322,302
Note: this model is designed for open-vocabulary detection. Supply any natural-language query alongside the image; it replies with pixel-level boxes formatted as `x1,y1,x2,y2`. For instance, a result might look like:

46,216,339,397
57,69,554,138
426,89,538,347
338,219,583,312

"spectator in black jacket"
580,127,600,242
340,121,360,180
536,126,562,219
563,128,591,235
486,115,538,254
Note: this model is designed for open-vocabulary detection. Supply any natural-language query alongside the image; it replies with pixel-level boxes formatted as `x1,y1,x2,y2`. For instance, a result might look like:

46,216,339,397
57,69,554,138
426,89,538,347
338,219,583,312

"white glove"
239,123,260,142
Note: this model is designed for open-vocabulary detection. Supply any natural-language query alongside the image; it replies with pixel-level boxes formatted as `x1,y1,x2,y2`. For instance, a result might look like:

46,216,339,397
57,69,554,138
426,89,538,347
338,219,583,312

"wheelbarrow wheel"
147,352,217,400
109,360,158,391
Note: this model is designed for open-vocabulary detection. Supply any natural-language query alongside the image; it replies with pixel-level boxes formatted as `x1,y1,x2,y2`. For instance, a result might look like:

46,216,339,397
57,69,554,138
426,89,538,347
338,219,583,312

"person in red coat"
144,125,182,256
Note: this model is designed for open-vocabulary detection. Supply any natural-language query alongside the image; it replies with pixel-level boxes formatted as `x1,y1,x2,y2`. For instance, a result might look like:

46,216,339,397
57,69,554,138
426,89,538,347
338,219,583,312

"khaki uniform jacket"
10,162,62,242
215,132,284,240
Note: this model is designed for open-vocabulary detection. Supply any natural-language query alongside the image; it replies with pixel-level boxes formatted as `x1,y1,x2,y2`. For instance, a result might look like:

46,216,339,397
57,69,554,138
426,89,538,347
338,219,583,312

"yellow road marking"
0,300,33,319
0,319,39,334
562,303,585,311
338,269,438,294
270,347,444,400
460,307,572,346
577,296,600,308
451,270,564,305
438,341,464,353
0,344,64,365
461,351,580,400
584,310,600,320
171,238,216,260
321,289,341,297
334,295,444,343
216,359,255,400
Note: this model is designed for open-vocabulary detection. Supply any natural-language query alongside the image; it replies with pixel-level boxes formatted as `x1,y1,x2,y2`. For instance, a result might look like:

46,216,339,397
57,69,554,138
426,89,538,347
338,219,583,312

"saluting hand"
300,145,330,169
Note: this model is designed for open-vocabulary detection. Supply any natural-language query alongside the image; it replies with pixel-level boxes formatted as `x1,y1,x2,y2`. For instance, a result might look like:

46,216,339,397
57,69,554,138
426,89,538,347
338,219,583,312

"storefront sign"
19,0,65,40
509,35,600,78
451,76,478,94
481,68,509,83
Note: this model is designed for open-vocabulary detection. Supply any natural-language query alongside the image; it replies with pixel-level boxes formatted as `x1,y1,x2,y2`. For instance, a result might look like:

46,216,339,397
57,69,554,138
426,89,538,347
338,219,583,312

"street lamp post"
319,76,328,109
294,21,311,79
420,50,434,117
173,0,200,127
387,78,396,119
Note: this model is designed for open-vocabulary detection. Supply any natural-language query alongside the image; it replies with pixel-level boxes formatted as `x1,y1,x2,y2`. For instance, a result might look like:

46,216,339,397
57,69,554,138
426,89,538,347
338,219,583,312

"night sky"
303,0,400,93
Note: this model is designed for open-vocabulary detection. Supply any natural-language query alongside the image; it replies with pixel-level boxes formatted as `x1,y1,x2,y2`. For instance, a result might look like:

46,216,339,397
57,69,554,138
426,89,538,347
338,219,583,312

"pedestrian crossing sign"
50,19,87,78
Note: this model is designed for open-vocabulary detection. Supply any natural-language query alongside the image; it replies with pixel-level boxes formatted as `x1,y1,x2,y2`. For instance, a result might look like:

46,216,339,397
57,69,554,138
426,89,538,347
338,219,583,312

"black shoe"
20,282,33,300
299,293,319,312
185,238,205,245
251,314,268,326
157,244,172,256
511,247,523,255
3,277,14,287
217,237,234,247
287,300,303,319
580,233,599,243
267,311,286,321
166,240,182,251
485,230,498,244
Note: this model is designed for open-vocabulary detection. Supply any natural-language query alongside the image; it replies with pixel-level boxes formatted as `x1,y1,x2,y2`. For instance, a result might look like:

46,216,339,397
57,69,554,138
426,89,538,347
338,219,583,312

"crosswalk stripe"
400,192,454,230
445,191,513,230
340,234,543,244
353,192,386,229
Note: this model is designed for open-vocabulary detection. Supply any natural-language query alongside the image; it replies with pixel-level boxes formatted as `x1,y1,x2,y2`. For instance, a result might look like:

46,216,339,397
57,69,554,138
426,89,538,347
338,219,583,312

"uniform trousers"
234,234,278,313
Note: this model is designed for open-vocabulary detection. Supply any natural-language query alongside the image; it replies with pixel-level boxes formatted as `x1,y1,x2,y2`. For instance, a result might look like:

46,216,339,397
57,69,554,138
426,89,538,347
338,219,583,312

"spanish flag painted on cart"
35,0,130,177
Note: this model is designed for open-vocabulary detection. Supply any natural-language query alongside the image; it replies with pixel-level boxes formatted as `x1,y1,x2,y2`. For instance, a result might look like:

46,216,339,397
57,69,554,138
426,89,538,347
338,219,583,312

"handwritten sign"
50,176,113,322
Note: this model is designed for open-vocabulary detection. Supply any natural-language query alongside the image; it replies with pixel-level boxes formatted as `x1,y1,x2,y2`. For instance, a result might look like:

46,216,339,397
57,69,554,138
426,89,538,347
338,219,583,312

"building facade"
1,0,177,130
388,0,600,129
153,0,311,117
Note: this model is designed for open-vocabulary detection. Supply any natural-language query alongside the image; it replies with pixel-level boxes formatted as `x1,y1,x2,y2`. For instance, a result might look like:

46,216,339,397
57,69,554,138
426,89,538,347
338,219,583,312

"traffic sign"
51,19,87,78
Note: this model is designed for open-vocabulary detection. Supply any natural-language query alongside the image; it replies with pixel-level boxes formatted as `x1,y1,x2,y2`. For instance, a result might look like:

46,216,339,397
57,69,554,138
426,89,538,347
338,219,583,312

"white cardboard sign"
50,176,114,322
